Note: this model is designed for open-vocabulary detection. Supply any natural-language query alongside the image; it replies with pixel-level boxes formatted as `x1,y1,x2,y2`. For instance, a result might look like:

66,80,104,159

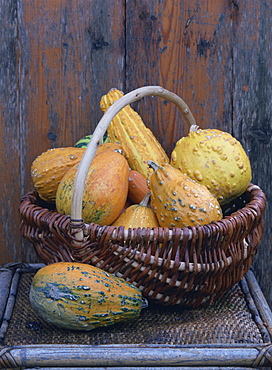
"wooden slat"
125,1,233,155
18,0,125,175
245,270,272,337
17,0,125,261
230,0,272,308
0,344,267,368
18,368,258,370
0,1,21,263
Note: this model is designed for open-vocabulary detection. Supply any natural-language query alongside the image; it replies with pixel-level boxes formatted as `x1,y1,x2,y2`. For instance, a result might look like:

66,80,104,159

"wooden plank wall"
0,0,271,307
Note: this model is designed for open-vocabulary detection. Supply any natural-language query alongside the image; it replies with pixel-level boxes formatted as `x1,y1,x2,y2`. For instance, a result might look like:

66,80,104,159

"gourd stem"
139,191,151,207
148,160,159,172
141,297,149,309
189,124,199,132
71,86,197,241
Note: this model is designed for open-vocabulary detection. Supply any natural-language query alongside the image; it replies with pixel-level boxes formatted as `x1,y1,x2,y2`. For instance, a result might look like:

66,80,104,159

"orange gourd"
31,143,122,204
56,149,129,225
31,147,85,203
29,262,144,331
128,170,149,204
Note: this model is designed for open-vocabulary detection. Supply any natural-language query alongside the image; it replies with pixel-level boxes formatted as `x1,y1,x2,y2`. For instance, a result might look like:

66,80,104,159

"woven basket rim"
82,184,262,238
19,182,266,247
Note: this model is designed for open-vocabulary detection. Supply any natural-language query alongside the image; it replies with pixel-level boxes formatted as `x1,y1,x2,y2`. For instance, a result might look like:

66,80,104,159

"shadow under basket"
19,183,266,309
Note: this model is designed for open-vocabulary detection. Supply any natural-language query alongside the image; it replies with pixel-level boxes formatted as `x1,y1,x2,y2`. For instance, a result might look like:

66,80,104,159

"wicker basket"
19,86,266,308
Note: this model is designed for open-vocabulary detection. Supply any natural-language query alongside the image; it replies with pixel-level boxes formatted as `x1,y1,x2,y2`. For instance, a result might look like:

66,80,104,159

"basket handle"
71,86,196,240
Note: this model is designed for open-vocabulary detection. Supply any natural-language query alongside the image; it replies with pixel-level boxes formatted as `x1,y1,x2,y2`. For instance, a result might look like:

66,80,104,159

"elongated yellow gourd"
100,88,169,179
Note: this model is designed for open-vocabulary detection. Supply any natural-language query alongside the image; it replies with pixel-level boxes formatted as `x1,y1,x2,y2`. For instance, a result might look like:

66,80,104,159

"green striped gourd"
29,262,145,331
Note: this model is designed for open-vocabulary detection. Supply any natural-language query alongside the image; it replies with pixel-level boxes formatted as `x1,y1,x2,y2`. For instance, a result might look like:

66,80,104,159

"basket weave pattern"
19,87,266,308
19,185,265,308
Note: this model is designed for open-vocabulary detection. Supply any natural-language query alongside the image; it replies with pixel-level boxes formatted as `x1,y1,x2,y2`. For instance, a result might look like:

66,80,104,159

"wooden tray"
0,263,272,369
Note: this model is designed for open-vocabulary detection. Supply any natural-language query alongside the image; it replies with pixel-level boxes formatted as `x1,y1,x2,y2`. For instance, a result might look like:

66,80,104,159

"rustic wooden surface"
0,1,271,307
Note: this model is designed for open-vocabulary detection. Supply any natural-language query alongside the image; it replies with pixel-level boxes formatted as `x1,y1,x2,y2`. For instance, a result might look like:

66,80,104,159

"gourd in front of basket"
148,161,222,228
112,192,159,228
29,262,145,331
56,148,129,225
171,126,252,205
100,88,169,179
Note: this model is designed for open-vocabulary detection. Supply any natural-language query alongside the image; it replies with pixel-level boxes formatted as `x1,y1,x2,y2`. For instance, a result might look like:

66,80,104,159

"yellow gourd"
171,126,252,205
112,192,159,229
148,161,223,228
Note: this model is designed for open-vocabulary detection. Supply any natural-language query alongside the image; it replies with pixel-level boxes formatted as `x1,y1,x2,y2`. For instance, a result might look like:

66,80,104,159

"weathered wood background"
0,0,271,306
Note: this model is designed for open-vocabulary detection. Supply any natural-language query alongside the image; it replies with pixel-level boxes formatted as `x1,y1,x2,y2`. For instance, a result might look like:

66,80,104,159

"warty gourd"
148,161,223,228
171,126,252,205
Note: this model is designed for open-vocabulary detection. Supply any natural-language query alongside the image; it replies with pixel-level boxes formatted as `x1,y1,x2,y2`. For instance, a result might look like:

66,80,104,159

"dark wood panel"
125,0,233,155
0,1,21,262
230,0,272,307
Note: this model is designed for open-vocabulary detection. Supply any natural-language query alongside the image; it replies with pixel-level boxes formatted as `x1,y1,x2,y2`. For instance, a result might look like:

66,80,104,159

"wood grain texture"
0,1,21,263
0,0,271,306
125,1,233,155
0,345,268,368
230,0,272,308
17,0,125,261
18,0,125,165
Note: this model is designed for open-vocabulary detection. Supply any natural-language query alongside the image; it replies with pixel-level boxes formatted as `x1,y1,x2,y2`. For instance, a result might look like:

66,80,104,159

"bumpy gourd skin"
148,162,222,228
31,147,85,203
29,262,143,331
171,128,252,205
100,88,169,179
